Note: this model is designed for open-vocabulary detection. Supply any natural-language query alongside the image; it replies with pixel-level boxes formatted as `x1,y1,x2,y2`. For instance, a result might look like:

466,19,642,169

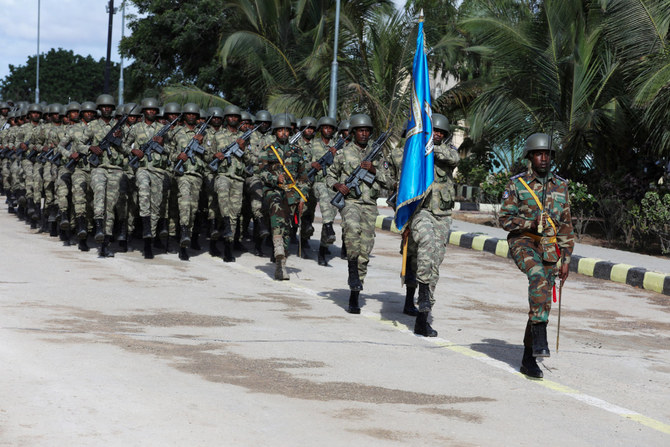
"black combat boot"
221,216,233,239
153,236,165,250
209,239,222,257
222,240,235,262
49,206,59,236
323,222,336,244
117,220,128,253
340,239,347,259
233,218,244,251
178,246,189,261
347,259,363,291
39,209,49,233
254,217,269,239
142,216,152,239
157,218,169,239
209,219,220,241
76,216,88,240
531,321,550,357
78,238,89,252
26,198,36,221
520,321,543,378
414,312,438,337
403,286,419,316
417,283,431,313
180,225,191,248
94,218,105,243
318,245,329,266
60,229,72,247
346,290,361,314
253,235,264,257
99,235,114,258
60,212,70,231
143,237,154,259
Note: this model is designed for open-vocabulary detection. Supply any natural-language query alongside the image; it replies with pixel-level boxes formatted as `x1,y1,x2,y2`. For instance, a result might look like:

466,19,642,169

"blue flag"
394,19,434,231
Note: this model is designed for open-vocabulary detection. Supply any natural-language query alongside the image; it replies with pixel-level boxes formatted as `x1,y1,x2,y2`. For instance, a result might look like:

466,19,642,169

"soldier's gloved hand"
360,160,375,174
236,138,246,150
214,152,225,161
70,152,79,160
89,146,103,156
193,134,204,144
311,161,322,171
328,146,337,155
333,183,349,195
152,135,164,145
131,149,144,159
177,152,188,162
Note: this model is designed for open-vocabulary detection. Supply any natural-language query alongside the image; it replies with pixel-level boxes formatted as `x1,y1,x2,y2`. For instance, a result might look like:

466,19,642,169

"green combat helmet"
182,103,201,116
271,114,292,131
66,102,81,113
28,103,44,114
164,102,182,115
432,114,449,133
301,116,317,130
255,110,272,123
338,119,350,132
349,113,373,130
223,105,241,117
240,111,252,122
140,97,160,111
96,94,116,107
208,107,224,118
80,101,97,112
522,133,554,159
317,116,337,130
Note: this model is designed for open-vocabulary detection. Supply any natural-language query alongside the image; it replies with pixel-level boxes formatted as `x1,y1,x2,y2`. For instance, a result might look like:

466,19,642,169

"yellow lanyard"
269,145,307,202
518,177,557,235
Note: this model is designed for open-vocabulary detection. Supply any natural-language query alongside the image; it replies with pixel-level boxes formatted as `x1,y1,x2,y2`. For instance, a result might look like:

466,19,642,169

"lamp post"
118,1,125,104
104,0,116,95
35,0,40,103
327,0,341,119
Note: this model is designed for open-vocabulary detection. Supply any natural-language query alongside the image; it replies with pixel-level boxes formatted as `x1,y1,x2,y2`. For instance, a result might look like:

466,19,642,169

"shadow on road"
469,338,522,369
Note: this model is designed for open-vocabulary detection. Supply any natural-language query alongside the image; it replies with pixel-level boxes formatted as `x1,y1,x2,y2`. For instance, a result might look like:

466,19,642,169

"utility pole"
35,0,41,103
327,0,341,119
104,0,116,95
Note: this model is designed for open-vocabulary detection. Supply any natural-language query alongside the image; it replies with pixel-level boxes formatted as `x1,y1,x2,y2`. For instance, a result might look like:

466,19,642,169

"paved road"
0,210,669,446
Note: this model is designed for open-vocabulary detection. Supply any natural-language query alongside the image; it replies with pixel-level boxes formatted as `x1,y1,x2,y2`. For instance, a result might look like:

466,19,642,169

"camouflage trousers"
176,173,203,228
71,168,92,219
55,167,72,221
1,159,11,192
42,163,57,207
214,174,244,228
341,202,378,286
21,159,34,199
10,159,24,193
202,172,216,221
264,189,298,252
407,210,450,309
313,181,337,223
509,237,557,323
300,188,316,240
244,175,264,220
120,169,136,226
137,167,170,238
91,167,127,235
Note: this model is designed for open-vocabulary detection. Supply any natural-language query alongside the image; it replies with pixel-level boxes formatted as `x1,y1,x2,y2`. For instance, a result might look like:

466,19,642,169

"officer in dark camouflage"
499,132,574,379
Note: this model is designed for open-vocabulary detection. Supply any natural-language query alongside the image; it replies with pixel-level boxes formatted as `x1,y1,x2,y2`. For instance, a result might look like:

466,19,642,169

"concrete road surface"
1,211,669,446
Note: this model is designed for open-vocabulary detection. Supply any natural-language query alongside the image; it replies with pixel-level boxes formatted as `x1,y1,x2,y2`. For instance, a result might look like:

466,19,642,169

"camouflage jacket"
81,118,128,169
248,131,274,175
213,127,250,180
326,140,392,206
499,170,575,264
421,142,459,217
125,120,172,171
60,121,93,171
309,136,340,183
258,140,310,205
169,124,213,177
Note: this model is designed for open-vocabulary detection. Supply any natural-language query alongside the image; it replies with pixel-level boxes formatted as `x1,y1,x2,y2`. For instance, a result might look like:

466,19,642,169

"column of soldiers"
0,97,574,379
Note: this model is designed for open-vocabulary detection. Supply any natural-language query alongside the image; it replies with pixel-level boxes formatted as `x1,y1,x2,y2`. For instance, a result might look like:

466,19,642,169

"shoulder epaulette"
510,172,526,180
555,174,567,183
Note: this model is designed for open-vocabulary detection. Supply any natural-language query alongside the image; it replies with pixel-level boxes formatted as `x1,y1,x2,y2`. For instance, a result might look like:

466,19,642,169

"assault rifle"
173,115,213,176
330,129,392,210
208,124,261,173
88,106,137,167
289,129,304,146
306,136,346,183
38,146,54,164
48,142,69,167
128,113,182,170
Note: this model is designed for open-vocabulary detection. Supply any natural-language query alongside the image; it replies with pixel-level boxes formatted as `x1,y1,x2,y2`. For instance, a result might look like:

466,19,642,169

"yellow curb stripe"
375,215,386,229
578,258,599,276
449,231,465,246
611,264,633,284
623,414,670,435
471,235,488,251
643,272,666,294
495,240,509,258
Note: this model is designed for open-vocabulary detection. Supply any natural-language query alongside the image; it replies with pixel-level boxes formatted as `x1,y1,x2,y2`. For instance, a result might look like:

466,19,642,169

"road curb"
374,215,670,296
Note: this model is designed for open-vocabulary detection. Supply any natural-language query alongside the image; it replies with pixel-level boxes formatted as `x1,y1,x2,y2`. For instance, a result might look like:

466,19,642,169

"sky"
0,0,137,82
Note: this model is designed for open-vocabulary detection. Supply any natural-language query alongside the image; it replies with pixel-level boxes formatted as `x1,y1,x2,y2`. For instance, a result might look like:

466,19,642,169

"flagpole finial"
419,9,424,22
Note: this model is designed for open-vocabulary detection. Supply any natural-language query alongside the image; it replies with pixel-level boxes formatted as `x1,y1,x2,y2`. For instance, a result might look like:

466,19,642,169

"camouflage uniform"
406,141,460,310
258,141,310,252
295,136,316,241
326,140,392,287
213,127,247,241
246,131,274,221
126,120,172,238
499,170,575,322
59,121,92,222
85,118,129,237
310,136,340,238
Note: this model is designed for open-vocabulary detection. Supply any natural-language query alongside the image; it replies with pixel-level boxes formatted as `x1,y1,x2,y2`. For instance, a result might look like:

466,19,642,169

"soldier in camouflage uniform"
294,116,318,257
163,102,184,252
257,114,310,280
54,102,82,246
402,114,460,336
171,103,213,261
307,116,342,266
17,104,44,227
85,94,129,258
244,110,273,256
61,101,97,252
327,113,392,314
125,98,172,259
40,103,67,236
211,105,247,262
1,112,18,211
120,103,142,247
499,132,574,379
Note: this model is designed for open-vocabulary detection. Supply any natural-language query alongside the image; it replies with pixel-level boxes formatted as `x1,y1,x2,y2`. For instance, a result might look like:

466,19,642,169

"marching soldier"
499,132,574,379
326,113,392,314
257,114,310,280
294,116,318,257
402,113,459,336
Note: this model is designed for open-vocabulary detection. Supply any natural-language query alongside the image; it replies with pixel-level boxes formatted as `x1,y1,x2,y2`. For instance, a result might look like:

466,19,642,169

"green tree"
0,48,121,103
